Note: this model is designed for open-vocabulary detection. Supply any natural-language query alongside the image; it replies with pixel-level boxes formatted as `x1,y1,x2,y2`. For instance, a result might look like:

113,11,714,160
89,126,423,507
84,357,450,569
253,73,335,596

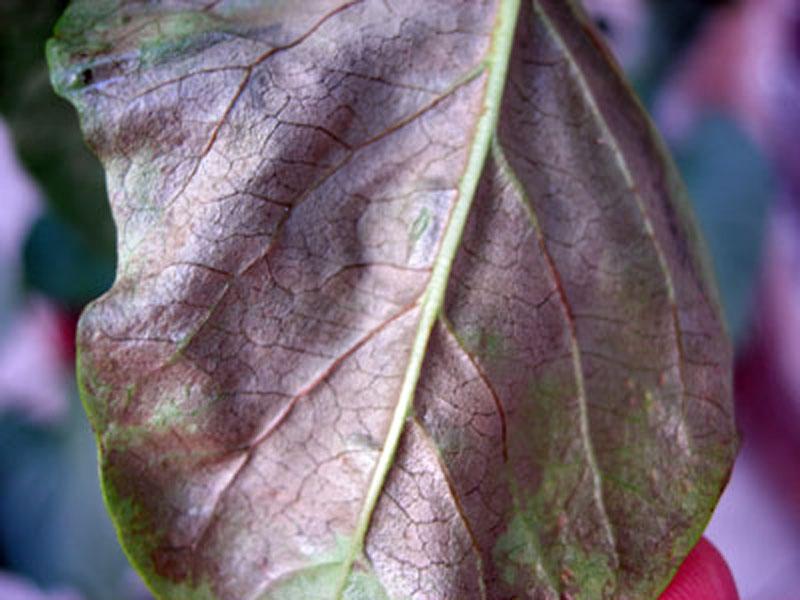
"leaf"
48,1,737,598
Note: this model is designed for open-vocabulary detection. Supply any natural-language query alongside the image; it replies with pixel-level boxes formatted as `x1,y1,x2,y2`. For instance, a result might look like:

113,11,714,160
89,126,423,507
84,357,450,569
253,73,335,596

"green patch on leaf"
139,13,232,67
408,208,431,243
561,545,616,600
265,564,393,600
493,511,557,592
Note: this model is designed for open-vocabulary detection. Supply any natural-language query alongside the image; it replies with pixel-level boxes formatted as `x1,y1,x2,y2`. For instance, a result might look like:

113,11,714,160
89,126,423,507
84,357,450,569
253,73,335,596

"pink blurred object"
0,297,72,422
0,122,39,263
733,201,800,524
655,0,797,149
0,120,72,423
0,572,82,600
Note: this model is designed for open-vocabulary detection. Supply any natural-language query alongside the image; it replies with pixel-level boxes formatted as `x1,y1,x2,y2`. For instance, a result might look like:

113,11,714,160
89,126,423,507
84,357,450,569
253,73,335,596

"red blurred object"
659,538,739,600
54,309,79,365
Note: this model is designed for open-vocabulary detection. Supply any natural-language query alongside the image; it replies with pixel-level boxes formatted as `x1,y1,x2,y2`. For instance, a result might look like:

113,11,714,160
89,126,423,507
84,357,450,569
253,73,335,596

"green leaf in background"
49,1,737,598
23,214,115,310
675,114,773,342
0,0,115,260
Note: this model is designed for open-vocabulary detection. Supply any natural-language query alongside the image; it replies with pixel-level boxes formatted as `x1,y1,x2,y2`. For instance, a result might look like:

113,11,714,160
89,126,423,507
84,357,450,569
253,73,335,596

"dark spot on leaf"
593,15,613,38
102,105,188,157
152,547,191,582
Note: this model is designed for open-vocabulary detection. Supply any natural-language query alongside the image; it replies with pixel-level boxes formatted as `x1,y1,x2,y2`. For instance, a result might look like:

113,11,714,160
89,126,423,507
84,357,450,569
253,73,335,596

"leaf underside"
49,1,736,599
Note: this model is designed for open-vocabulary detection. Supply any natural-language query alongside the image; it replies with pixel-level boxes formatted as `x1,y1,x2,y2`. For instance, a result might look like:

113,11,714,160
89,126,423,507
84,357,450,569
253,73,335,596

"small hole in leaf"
80,68,93,85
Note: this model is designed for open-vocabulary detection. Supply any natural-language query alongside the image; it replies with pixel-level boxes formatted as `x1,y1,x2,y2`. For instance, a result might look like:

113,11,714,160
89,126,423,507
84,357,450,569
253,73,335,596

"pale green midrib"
332,0,521,597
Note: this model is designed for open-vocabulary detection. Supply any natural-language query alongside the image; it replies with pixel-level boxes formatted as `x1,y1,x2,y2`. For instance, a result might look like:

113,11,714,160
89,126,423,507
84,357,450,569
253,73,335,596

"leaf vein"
537,0,694,455
332,0,522,596
439,316,509,463
492,137,620,569
189,299,421,553
412,416,488,600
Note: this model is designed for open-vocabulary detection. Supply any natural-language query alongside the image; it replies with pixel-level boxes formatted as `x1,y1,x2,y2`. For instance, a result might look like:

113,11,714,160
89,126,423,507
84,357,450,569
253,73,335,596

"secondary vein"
536,0,691,450
494,137,619,571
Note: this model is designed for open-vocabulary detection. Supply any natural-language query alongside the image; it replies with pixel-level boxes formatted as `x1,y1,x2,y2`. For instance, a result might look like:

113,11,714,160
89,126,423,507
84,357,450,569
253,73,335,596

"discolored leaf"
49,1,737,598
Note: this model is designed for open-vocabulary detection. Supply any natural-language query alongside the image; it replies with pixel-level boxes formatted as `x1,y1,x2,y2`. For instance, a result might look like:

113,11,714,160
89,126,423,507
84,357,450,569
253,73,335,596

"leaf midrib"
332,0,522,596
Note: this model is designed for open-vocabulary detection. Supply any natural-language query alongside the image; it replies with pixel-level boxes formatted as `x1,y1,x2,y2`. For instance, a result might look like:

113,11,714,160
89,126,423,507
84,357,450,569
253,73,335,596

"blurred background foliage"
0,0,115,333
0,0,797,598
